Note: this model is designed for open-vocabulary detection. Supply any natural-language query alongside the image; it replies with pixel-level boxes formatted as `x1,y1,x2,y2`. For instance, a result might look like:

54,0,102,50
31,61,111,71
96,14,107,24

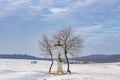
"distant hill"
74,54,120,63
0,54,120,63
0,54,50,60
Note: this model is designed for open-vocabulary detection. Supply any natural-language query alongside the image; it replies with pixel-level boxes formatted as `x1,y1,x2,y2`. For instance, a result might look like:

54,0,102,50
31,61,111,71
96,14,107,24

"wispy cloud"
70,0,96,9
50,7,68,15
0,0,98,19
76,24,120,43
0,0,30,17
0,0,120,55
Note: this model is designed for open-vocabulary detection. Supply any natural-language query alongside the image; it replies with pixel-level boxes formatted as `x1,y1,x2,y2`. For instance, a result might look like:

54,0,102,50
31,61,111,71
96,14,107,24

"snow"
0,59,120,80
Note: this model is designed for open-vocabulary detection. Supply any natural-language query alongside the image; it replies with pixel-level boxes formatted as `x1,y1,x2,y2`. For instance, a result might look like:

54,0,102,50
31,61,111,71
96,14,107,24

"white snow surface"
0,59,120,80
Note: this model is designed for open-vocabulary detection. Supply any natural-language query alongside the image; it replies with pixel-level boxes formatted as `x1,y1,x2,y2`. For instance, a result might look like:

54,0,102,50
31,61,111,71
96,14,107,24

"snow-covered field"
0,59,120,80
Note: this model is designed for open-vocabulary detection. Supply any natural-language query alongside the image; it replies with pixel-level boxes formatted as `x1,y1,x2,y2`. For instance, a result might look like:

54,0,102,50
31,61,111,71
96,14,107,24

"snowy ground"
0,59,120,80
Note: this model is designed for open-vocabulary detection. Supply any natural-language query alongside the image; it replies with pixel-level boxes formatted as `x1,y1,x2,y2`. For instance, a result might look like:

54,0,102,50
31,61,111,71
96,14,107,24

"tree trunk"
65,50,71,74
49,52,54,73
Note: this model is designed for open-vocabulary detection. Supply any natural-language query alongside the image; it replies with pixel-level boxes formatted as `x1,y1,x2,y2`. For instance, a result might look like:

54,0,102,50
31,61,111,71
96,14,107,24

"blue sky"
0,0,120,57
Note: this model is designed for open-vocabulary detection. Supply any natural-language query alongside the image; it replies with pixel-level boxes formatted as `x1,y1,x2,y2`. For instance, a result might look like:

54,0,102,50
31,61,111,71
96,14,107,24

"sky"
0,0,120,57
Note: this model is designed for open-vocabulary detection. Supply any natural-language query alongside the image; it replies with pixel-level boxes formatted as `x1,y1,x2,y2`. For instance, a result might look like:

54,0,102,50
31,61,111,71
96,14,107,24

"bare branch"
53,27,84,73
39,34,54,73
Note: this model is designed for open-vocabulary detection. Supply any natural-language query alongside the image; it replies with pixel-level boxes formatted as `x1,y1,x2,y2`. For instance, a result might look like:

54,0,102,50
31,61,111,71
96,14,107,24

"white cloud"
0,0,30,17
43,0,97,21
0,0,57,18
74,0,95,7
29,5,42,11
0,0,96,18
76,25,104,37
65,0,96,14
50,7,68,15
39,0,54,7
78,25,103,33
76,24,120,44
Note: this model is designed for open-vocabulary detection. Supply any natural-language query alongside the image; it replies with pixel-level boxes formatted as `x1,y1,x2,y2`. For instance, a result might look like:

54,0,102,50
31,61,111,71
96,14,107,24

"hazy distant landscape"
0,54,120,63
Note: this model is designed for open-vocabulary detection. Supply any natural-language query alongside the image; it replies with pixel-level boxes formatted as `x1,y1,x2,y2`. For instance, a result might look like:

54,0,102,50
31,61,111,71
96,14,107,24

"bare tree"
39,35,54,73
54,27,83,74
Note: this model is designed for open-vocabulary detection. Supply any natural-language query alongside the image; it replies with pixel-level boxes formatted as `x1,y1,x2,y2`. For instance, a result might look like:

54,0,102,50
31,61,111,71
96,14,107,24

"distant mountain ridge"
0,54,50,60
0,54,120,63
74,54,120,63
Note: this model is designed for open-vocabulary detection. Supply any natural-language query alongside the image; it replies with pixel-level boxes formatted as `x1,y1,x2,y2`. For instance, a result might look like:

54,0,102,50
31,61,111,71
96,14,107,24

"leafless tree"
54,27,83,74
39,35,54,73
